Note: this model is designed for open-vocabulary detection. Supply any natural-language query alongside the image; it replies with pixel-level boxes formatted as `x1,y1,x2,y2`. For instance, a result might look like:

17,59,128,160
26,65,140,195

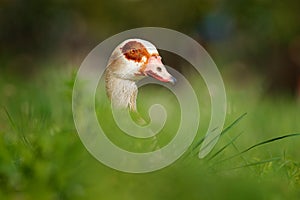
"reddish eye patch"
121,41,150,63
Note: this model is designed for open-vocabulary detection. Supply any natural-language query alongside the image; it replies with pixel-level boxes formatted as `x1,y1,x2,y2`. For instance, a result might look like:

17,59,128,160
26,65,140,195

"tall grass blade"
2,106,33,150
194,113,247,157
181,113,247,162
198,113,247,158
225,157,281,171
208,131,244,161
216,133,300,164
3,106,17,130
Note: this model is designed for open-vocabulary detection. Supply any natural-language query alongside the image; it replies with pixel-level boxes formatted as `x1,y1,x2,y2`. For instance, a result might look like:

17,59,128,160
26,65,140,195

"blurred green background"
0,0,300,199
1,0,300,95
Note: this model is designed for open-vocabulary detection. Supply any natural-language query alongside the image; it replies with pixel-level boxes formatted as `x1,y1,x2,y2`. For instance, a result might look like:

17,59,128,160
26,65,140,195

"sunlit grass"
0,67,300,199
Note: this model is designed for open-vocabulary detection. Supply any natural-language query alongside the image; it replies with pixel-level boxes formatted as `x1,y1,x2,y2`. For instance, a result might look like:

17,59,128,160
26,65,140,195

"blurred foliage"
0,0,299,95
0,67,300,199
0,1,299,199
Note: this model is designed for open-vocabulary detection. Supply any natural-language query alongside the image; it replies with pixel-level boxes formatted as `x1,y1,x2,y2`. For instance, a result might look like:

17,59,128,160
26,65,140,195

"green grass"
0,66,300,199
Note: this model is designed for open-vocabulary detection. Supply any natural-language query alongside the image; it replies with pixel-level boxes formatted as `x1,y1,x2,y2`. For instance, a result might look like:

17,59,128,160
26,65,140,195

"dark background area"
0,0,299,96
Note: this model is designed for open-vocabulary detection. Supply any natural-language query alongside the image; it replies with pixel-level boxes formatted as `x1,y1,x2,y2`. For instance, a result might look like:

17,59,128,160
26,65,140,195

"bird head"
107,39,176,84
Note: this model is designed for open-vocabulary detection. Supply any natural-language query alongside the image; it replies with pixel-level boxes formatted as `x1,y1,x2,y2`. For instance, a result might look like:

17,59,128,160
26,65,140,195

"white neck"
105,70,138,111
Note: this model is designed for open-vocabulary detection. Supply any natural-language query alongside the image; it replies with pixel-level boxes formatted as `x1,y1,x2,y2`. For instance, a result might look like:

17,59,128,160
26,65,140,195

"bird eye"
156,67,162,72
130,49,136,54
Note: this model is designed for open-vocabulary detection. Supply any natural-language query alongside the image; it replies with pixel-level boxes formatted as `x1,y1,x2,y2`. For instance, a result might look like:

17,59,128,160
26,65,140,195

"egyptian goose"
105,39,176,114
